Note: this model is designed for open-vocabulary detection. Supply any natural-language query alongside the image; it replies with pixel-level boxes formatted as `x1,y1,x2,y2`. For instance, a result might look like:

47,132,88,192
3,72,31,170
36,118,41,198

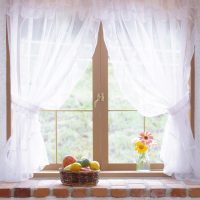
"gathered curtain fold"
0,0,100,181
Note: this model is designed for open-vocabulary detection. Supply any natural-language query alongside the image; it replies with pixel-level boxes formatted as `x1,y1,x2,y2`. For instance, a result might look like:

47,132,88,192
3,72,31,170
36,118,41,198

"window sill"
34,170,168,178
1,176,200,198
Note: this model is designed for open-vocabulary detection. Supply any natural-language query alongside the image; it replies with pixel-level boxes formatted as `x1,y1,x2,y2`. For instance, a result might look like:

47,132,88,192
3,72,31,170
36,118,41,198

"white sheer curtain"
0,0,100,181
102,0,198,178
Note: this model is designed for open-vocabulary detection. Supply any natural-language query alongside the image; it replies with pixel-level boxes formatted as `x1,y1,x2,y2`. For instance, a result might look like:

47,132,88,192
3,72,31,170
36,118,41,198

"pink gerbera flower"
139,131,153,145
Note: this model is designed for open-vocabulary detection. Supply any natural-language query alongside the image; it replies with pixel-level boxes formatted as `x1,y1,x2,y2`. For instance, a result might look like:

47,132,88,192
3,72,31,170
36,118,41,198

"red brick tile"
71,188,88,198
33,188,50,198
91,186,109,197
111,186,128,198
129,184,146,197
0,188,12,198
171,188,186,197
14,188,31,198
188,187,200,197
149,186,166,198
167,184,186,197
53,188,69,198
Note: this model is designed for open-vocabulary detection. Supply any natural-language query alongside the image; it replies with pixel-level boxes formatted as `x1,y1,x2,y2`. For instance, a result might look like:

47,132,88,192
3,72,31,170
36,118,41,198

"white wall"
0,0,6,149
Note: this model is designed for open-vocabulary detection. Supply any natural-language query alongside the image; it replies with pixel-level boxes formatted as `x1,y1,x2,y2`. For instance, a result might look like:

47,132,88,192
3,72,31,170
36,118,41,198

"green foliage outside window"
40,64,167,164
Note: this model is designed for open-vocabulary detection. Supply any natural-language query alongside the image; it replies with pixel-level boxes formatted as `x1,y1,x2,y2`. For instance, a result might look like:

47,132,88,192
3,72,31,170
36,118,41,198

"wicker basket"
59,168,100,186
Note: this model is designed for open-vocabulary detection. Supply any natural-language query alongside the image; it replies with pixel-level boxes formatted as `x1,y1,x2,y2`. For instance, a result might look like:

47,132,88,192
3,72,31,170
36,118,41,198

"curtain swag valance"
6,0,197,22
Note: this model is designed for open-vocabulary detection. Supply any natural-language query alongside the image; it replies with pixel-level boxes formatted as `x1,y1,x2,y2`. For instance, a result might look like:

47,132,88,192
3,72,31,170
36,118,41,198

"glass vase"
136,153,150,171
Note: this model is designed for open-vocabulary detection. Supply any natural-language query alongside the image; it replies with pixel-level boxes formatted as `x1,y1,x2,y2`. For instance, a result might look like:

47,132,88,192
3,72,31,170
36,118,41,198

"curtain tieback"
12,98,40,113
168,93,189,115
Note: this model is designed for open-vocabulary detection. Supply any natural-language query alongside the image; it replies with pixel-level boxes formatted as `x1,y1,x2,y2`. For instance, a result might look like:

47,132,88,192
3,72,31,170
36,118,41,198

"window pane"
39,111,56,163
108,63,134,110
109,111,144,163
61,64,92,110
145,115,167,163
57,112,93,162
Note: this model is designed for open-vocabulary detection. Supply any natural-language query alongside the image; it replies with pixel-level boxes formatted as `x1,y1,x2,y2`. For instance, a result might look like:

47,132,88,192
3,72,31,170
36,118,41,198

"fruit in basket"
62,155,100,172
62,155,76,167
70,162,82,172
80,158,90,167
64,164,72,171
77,160,82,165
90,161,100,170
80,167,92,172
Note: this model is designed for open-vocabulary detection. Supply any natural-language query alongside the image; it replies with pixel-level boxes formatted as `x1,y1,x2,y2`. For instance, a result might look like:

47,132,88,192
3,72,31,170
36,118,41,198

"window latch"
94,93,104,108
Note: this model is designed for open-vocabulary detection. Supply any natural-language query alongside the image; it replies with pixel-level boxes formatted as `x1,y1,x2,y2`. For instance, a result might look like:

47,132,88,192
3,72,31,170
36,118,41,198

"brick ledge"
0,178,200,198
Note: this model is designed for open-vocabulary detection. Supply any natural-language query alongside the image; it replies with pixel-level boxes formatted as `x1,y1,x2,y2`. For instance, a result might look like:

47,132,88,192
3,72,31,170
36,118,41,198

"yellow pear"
90,161,100,170
70,162,82,172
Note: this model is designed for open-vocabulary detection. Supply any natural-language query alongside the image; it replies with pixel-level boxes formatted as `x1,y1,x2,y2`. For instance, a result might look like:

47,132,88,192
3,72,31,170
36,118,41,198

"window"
39,24,169,171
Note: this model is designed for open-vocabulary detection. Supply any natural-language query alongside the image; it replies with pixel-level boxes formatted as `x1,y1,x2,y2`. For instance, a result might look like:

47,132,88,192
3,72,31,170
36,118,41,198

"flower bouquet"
134,131,154,171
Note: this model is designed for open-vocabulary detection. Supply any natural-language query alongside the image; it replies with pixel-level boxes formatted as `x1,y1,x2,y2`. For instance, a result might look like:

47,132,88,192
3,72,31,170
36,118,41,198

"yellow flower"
135,141,148,154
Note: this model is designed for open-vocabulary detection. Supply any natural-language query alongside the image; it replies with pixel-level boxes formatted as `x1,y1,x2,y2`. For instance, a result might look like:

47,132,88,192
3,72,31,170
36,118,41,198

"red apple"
62,155,76,167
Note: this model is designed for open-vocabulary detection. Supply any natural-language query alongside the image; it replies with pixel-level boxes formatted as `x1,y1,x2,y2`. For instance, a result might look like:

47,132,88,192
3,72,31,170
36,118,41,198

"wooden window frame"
93,24,164,171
